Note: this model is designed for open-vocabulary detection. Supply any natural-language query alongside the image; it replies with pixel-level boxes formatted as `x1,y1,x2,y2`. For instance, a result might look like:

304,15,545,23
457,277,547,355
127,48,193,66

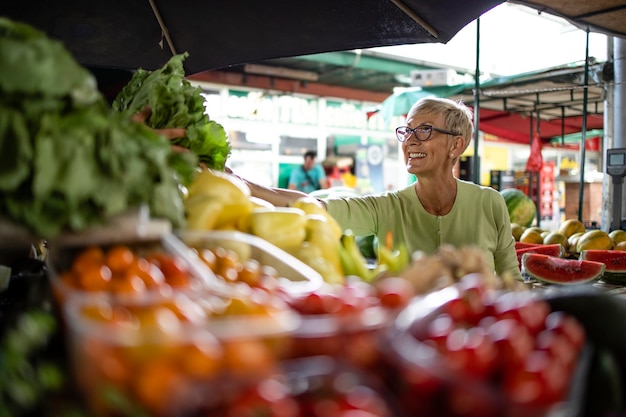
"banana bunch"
378,232,410,275
339,230,410,282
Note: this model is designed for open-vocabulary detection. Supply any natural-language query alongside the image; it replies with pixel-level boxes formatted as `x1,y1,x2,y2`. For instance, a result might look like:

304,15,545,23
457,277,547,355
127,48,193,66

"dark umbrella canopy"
510,0,626,39
3,0,503,75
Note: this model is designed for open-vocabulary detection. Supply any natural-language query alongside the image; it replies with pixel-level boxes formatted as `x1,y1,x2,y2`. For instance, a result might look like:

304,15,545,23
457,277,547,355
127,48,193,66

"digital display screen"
609,152,626,166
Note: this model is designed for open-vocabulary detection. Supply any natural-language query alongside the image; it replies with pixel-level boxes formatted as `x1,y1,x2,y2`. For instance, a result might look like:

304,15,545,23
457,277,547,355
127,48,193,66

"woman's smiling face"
402,111,452,177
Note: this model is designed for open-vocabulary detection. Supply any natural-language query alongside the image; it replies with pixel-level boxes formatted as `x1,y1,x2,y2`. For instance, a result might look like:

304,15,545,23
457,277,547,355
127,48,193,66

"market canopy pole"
473,18,481,184
577,28,591,223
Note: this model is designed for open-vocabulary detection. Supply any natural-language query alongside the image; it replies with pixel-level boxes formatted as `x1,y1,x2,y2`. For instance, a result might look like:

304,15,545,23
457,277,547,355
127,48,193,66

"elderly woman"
239,97,522,281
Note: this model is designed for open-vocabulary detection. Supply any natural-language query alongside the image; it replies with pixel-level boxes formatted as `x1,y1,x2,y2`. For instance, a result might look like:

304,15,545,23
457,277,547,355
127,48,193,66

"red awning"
477,109,604,145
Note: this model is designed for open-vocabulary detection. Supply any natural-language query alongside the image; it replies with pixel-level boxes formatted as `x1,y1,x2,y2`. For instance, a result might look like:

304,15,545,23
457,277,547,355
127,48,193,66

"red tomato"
419,313,455,348
445,326,498,379
148,253,192,288
492,294,549,337
535,329,578,372
503,350,567,407
290,291,342,315
374,277,414,309
446,384,499,417
304,383,391,417
486,318,534,371
339,280,377,313
444,290,487,326
518,299,551,336
444,297,474,324
544,311,586,351
227,378,300,417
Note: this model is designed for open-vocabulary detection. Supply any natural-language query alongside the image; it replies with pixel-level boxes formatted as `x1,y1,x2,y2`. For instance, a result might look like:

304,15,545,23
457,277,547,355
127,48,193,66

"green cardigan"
325,179,522,280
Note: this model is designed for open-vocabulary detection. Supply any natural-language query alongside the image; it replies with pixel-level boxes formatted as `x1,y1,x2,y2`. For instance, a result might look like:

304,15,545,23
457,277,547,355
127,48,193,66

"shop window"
228,130,271,151
278,136,317,156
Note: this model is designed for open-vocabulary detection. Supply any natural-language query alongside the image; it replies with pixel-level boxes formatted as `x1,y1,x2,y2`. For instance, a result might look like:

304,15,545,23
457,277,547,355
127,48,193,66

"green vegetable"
113,53,231,170
0,310,63,417
0,18,197,238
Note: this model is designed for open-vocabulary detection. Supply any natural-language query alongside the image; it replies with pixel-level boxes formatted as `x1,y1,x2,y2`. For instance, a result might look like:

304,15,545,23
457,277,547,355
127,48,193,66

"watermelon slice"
515,243,564,269
522,253,605,285
515,241,542,251
580,250,626,285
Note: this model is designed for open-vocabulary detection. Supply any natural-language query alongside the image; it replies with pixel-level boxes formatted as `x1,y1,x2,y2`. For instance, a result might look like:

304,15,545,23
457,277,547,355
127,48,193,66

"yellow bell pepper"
184,169,253,230
248,207,307,250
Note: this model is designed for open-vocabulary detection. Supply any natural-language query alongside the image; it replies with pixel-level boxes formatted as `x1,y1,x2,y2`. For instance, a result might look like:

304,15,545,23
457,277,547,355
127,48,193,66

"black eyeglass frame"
395,125,460,143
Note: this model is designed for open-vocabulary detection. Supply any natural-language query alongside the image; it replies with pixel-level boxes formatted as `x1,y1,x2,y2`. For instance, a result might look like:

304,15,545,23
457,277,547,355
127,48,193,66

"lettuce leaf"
0,19,198,238
113,53,231,170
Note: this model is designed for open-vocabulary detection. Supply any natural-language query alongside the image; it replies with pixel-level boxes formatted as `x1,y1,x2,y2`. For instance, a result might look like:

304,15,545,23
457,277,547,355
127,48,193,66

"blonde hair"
407,97,474,152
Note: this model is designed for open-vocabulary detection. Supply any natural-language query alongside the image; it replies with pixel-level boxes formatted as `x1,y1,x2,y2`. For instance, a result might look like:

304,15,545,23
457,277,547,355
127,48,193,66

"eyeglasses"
395,125,460,142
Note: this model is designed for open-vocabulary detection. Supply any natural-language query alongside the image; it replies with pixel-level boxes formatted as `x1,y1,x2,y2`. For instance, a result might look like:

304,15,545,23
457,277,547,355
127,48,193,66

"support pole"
472,18,481,184
577,29,590,223
613,176,624,231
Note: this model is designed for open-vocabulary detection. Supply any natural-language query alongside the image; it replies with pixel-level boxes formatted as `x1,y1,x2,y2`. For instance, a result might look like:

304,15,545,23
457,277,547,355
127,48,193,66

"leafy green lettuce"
0,18,196,238
112,53,231,170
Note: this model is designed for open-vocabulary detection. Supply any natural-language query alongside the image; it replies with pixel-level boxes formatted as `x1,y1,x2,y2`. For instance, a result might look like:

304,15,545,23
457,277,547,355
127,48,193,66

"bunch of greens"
113,53,231,170
0,18,197,238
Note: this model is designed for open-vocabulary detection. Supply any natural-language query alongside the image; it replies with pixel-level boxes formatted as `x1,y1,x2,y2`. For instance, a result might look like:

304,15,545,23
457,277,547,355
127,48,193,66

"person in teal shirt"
288,150,328,194
236,97,521,281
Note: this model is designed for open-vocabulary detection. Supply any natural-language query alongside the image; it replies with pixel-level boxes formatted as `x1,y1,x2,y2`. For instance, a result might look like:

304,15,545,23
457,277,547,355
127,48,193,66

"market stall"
3,8,626,417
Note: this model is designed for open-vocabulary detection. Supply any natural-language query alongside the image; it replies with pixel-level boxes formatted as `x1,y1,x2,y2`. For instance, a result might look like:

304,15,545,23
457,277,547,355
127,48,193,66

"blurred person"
288,150,328,193
232,97,521,280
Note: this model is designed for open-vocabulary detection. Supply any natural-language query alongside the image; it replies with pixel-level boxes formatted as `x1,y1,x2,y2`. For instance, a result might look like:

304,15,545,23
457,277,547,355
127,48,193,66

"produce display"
182,169,410,285
48,237,213,303
379,276,589,417
512,217,626,289
3,15,626,417
0,18,197,238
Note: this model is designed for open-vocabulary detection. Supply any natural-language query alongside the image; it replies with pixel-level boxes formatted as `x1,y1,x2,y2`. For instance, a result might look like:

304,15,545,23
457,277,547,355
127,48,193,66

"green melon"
522,252,605,285
501,188,536,228
580,250,626,285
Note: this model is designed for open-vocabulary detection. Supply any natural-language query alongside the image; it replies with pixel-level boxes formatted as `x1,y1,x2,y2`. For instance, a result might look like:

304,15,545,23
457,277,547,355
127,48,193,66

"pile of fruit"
379,274,587,417
183,169,410,285
511,218,626,286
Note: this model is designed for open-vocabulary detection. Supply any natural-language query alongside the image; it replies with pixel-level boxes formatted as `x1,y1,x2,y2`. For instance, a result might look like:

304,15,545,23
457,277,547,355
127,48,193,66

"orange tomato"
105,245,136,274
214,247,243,277
198,248,217,271
72,246,105,277
221,339,276,378
77,264,113,292
132,359,187,414
149,253,192,288
110,274,147,295
178,338,223,379
128,257,166,289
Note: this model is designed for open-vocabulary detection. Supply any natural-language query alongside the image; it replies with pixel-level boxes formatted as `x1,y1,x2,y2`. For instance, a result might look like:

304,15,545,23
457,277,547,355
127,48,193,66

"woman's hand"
131,106,187,142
